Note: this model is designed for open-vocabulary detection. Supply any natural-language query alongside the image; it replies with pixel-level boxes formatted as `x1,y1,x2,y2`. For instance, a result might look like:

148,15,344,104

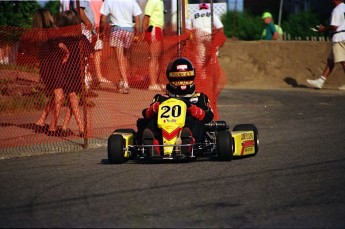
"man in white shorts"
99,0,142,94
307,0,345,90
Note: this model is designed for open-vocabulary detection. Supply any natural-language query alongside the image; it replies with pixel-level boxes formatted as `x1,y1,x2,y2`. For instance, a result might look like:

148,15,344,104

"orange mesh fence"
0,25,226,157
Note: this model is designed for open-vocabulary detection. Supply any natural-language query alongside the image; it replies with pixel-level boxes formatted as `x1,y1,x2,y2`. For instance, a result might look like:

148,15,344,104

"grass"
0,92,48,113
0,75,48,113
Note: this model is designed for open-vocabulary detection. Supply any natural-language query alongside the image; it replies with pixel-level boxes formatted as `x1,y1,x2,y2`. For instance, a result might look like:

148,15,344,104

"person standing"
89,0,106,87
58,10,95,137
187,3,224,78
99,0,142,94
32,9,68,135
143,0,165,91
261,12,283,41
69,0,111,89
306,0,345,90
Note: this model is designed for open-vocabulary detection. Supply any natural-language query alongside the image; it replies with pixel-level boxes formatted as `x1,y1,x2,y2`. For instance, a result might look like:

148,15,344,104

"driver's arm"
188,93,214,122
142,94,164,119
199,94,214,123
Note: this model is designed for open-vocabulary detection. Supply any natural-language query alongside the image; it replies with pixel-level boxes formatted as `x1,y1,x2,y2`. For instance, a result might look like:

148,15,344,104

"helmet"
166,57,196,97
199,3,209,10
166,57,195,86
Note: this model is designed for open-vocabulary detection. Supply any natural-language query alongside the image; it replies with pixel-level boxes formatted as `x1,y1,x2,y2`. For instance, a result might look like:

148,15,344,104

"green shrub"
282,11,326,40
222,10,327,41
222,11,264,40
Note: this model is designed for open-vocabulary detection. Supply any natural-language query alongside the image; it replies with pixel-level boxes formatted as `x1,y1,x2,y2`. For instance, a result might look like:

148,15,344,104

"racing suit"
137,88,214,143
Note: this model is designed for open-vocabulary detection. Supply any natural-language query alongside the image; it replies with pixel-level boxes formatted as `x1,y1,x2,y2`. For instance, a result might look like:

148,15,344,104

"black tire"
108,134,125,164
233,124,259,155
217,130,233,161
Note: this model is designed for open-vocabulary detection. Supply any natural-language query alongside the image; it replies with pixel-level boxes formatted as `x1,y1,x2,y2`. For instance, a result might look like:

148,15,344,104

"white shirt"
330,2,345,42
187,9,223,34
100,0,142,27
70,0,95,25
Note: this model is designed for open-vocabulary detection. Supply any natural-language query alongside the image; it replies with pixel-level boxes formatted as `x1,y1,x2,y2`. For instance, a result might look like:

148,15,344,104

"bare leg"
62,107,72,130
49,88,64,131
36,97,53,126
94,50,103,80
67,92,84,133
114,46,129,83
148,41,162,86
322,58,335,79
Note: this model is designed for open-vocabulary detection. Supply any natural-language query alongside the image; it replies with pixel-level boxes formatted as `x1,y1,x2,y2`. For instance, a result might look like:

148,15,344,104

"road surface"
0,88,344,227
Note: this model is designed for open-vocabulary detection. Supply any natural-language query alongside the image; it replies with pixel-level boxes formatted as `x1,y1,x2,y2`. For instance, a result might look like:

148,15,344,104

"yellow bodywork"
232,131,256,156
114,132,134,158
157,98,187,155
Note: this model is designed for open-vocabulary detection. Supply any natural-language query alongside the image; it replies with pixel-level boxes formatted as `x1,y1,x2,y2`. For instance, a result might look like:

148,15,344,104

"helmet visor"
168,70,195,86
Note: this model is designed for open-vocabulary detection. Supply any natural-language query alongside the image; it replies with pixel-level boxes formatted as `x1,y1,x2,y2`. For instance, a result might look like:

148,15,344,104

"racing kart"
107,98,259,164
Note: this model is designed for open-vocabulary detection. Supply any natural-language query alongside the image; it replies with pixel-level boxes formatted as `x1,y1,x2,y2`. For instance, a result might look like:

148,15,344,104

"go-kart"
107,98,259,164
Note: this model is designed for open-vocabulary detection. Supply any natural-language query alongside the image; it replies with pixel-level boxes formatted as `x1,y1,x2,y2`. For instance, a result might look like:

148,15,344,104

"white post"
278,0,283,28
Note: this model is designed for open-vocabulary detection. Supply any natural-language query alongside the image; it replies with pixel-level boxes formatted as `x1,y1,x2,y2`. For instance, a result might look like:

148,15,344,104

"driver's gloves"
145,102,160,119
188,105,205,121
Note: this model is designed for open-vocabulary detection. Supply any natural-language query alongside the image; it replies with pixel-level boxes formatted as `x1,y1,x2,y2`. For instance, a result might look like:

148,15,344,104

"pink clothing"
90,0,103,27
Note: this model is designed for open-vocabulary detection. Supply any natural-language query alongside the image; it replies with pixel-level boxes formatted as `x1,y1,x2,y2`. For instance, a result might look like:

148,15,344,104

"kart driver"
137,57,214,154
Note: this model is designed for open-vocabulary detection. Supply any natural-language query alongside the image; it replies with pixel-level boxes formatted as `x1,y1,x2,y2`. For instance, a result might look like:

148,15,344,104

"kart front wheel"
217,130,233,161
233,124,259,155
108,134,125,164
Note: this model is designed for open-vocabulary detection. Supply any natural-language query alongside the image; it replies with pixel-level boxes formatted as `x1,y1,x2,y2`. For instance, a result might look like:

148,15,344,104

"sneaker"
121,86,129,94
180,127,195,155
148,84,161,91
338,84,345,90
306,77,325,89
142,128,160,156
118,81,130,94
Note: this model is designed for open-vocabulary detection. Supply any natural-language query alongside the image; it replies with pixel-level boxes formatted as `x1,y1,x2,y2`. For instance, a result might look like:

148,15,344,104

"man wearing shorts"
99,0,142,94
142,0,164,91
307,0,345,90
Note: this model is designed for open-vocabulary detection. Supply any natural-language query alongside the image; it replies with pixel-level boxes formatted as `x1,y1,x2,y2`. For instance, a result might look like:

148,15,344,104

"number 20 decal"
160,105,182,118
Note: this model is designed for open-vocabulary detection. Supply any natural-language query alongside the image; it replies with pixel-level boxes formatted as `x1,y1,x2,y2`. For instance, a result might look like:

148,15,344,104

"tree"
282,11,323,40
44,1,60,16
222,11,263,40
0,1,40,28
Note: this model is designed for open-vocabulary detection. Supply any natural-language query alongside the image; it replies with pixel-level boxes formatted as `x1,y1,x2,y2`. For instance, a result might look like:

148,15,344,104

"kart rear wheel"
233,124,259,155
217,130,233,161
108,134,125,164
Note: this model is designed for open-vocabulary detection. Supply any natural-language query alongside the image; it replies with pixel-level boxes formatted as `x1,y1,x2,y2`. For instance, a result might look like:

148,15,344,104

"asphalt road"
0,88,345,228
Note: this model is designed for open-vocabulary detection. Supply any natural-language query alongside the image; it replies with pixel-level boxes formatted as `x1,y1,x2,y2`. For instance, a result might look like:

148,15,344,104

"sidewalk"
0,84,157,160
